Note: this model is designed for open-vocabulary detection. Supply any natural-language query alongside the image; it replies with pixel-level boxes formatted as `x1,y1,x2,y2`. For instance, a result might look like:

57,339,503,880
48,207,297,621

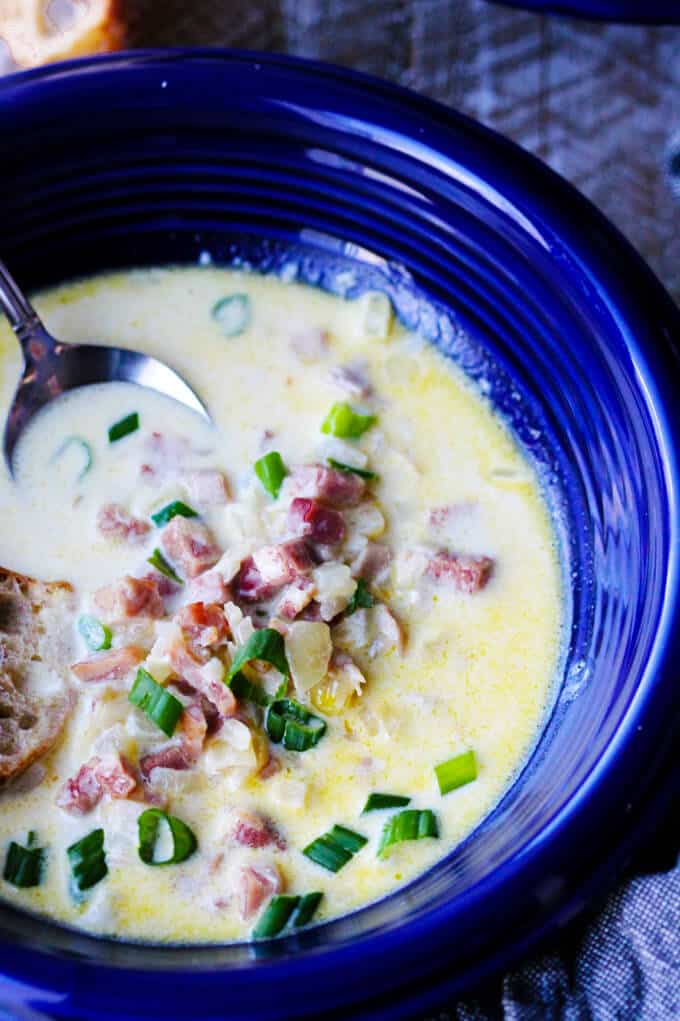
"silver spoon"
0,258,210,476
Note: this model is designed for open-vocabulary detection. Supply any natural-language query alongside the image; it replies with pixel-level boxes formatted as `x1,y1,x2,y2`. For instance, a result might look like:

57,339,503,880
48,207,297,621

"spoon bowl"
0,259,210,474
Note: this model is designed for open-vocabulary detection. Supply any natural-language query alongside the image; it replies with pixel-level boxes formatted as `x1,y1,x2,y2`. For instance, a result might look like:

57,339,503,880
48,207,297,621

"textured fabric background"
0,3,678,1019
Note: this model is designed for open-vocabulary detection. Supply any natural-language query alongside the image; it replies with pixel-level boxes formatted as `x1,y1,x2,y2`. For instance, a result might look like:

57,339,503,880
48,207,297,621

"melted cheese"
0,268,562,942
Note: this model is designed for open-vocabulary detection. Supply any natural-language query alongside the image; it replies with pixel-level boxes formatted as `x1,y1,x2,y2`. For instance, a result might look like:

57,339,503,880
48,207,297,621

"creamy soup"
0,267,562,942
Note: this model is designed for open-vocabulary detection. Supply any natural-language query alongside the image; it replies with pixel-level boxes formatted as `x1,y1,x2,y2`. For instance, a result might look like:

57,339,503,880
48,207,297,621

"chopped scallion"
108,412,139,443
327,458,378,481
252,890,324,939
51,435,93,481
67,828,107,894
362,792,411,814
227,628,289,683
151,500,198,527
212,294,251,336
265,698,326,752
137,809,197,866
147,548,183,585
129,668,183,737
346,577,375,615
254,451,288,499
377,809,439,858
435,750,478,795
303,825,367,873
3,834,45,888
321,402,377,439
78,614,112,653
228,671,270,708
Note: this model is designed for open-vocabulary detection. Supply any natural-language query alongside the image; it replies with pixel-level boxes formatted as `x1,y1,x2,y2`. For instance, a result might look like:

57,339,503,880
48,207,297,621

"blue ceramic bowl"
491,0,680,21
0,51,678,1021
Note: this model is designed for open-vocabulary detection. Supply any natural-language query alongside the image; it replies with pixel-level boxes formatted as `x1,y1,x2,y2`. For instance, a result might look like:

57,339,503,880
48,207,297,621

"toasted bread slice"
0,568,75,780
0,0,127,69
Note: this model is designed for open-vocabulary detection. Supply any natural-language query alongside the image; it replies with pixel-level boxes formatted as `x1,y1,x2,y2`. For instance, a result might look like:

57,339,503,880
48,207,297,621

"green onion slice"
3,834,45,888
78,614,112,652
129,668,183,737
265,698,326,752
228,671,271,708
252,891,324,939
51,435,93,481
212,294,251,336
321,402,377,439
362,792,412,814
346,578,375,615
227,628,289,683
377,809,439,858
151,500,198,527
108,412,139,443
67,828,107,893
435,750,478,795
327,458,378,481
147,548,183,585
303,824,367,873
254,451,288,499
137,809,197,866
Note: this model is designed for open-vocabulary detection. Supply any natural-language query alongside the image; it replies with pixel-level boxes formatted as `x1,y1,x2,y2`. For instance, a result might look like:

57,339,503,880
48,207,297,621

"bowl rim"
0,47,679,1018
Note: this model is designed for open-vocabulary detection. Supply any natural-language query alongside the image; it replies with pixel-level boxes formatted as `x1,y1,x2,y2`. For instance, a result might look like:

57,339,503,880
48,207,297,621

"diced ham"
232,810,286,851
276,576,317,620
288,498,346,545
97,503,151,544
139,431,195,484
235,541,313,603
426,552,494,593
351,542,392,583
161,517,221,579
139,701,208,779
238,864,284,920
298,600,323,622
71,645,145,682
168,638,236,717
287,464,365,508
329,362,372,398
177,602,229,657
182,468,230,508
57,755,136,814
95,576,165,621
188,570,230,604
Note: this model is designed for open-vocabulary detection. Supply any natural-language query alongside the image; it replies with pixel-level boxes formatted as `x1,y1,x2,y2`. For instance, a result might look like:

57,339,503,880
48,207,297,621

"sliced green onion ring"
137,809,197,866
265,698,326,752
78,614,112,652
50,435,93,481
67,828,107,893
3,834,45,888
227,628,289,683
212,294,251,336
377,809,439,858
321,402,377,439
129,668,183,737
435,750,478,795
303,824,367,873
147,548,183,585
291,891,323,928
252,891,324,939
254,451,288,498
228,671,271,708
362,792,411,814
327,458,378,480
108,412,139,443
346,577,375,615
151,500,198,527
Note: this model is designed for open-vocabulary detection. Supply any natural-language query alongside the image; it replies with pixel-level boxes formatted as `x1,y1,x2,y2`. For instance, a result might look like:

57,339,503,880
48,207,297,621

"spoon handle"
0,258,49,350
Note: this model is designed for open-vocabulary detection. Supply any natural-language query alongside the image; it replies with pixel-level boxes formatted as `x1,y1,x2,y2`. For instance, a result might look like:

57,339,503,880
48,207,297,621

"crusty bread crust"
0,568,75,780
0,0,128,69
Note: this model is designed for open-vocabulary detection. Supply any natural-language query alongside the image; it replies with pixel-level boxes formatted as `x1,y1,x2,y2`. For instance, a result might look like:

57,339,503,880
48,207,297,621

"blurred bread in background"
0,0,128,69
